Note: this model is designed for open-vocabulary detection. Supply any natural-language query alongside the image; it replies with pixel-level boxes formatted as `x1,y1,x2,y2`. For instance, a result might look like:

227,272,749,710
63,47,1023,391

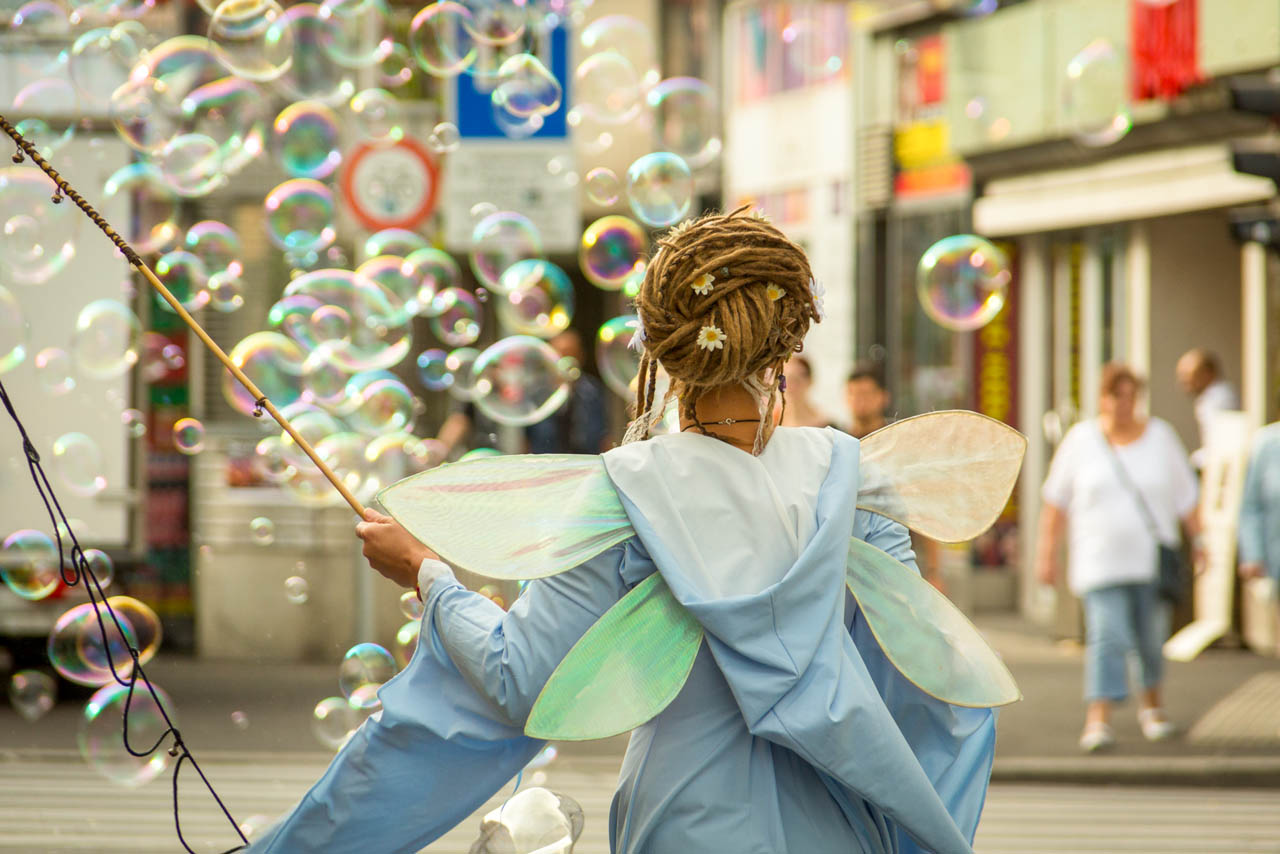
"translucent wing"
858,411,1027,543
847,537,1020,708
525,572,703,741
376,455,633,580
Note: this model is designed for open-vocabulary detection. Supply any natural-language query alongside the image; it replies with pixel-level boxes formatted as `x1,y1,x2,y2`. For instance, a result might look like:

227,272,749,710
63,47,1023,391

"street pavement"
1,614,1279,850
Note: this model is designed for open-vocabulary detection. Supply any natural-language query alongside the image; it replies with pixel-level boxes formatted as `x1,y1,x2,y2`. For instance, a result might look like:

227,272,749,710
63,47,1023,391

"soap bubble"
469,211,543,291
626,152,693,228
79,682,175,787
153,250,211,313
492,53,562,118
103,163,181,255
84,548,115,589
1062,38,1131,148
12,79,79,157
428,288,482,347
579,215,647,291
915,234,1011,332
255,435,295,483
393,619,420,667
347,682,383,714
72,299,140,380
427,121,461,153
349,87,404,142
584,167,621,205
416,348,452,391
280,268,412,372
357,255,422,315
363,228,427,261
8,671,56,722
1,530,61,602
313,696,358,749
403,248,461,314
363,432,443,494
318,0,393,67
379,42,415,89
460,0,526,46
399,590,424,620
122,409,147,439
208,273,246,313
274,102,342,179
230,710,250,730
647,77,722,169
249,516,276,545
264,178,337,253
11,0,71,38
780,18,845,80
106,596,162,663
0,167,79,285
580,14,659,88
35,347,76,396
285,575,310,603
52,433,107,498
208,0,295,82
183,76,271,177
68,26,142,108
338,642,395,698
47,601,134,686
346,373,414,435
274,3,356,104
472,336,572,426
185,221,243,278
525,743,558,770
224,331,305,417
498,260,574,339
0,286,26,375
573,51,643,125
409,1,476,78
596,315,642,398
173,417,207,454
491,99,545,139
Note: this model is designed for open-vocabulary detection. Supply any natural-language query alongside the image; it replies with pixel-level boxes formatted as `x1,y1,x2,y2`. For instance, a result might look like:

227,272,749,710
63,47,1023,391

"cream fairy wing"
847,537,1020,708
525,572,703,741
857,411,1026,543
375,455,634,581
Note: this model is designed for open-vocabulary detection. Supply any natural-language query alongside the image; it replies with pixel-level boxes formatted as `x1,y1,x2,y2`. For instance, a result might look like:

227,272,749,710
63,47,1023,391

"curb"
991,755,1280,787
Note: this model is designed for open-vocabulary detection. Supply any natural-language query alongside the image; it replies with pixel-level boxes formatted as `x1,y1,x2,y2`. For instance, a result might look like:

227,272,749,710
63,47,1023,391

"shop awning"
973,143,1276,236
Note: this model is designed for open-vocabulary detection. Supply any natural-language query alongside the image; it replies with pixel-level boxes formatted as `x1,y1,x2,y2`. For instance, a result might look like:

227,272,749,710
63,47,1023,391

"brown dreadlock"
625,205,820,453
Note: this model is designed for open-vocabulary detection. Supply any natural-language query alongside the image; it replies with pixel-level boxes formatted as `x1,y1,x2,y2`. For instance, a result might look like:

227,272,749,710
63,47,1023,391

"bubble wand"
0,112,367,517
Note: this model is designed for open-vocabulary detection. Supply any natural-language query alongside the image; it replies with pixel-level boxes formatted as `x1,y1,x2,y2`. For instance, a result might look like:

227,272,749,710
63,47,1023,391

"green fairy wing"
525,572,703,741
857,411,1026,543
375,455,634,580
847,536,1020,708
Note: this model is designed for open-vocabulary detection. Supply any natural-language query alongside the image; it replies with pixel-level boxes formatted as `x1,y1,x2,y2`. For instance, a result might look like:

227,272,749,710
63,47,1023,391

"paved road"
2,750,1278,854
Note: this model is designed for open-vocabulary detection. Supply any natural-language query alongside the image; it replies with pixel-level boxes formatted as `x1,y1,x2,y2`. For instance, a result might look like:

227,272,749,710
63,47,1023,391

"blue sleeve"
848,511,998,851
245,543,632,854
1238,439,1267,566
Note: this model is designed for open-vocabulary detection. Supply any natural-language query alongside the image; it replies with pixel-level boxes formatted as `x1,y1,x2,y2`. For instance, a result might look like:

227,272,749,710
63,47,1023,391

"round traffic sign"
340,137,440,231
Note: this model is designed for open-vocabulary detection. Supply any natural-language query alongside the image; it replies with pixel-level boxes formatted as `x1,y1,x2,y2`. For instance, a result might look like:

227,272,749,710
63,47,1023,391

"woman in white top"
1035,363,1199,752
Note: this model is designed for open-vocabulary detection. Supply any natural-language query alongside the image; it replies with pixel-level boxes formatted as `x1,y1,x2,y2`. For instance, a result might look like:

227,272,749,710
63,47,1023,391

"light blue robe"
246,428,995,854
1239,422,1280,585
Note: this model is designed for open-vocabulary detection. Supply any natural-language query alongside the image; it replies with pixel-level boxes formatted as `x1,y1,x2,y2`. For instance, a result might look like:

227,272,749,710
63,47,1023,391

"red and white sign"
340,138,440,231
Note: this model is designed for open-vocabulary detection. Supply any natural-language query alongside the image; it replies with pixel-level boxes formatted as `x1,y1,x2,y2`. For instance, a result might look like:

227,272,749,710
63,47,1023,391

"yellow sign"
893,119,951,170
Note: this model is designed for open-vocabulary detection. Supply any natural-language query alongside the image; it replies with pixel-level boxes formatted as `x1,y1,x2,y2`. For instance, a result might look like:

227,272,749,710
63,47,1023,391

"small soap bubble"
349,87,404,142
172,418,207,455
264,178,337,253
121,409,147,439
8,670,56,722
399,589,424,620
915,234,1011,332
230,710,250,730
408,1,476,78
584,167,621,205
1,530,60,602
1062,38,1131,148
596,315,642,398
579,215,647,291
497,260,574,339
52,433,107,498
393,619,420,668
647,77,722,169
625,152,693,228
35,348,76,396
416,348,452,391
83,548,114,589
284,575,309,603
312,696,357,750
492,52,562,119
427,121,460,153
249,516,276,545
469,211,542,291
471,336,570,427
338,642,395,698
208,272,246,313
72,299,141,380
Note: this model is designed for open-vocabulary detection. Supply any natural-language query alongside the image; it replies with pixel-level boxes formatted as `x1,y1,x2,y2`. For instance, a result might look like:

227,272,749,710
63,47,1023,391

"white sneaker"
1078,722,1115,753
1138,708,1177,742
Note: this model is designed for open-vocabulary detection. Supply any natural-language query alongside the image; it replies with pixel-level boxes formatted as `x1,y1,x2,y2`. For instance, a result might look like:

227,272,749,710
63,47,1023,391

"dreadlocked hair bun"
627,205,820,452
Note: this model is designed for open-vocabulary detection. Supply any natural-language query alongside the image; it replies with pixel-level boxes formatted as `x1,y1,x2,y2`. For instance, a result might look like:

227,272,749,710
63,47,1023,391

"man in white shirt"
1176,348,1238,470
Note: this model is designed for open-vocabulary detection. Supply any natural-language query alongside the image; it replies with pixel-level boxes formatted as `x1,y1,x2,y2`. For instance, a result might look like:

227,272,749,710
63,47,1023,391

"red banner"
1131,0,1202,101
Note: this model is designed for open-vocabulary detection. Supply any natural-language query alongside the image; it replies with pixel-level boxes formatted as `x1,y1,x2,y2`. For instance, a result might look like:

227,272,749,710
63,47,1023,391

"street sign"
340,137,441,231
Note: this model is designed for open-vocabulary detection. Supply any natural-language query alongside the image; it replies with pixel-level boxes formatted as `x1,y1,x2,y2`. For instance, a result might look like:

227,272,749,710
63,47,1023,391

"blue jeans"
1082,582,1169,703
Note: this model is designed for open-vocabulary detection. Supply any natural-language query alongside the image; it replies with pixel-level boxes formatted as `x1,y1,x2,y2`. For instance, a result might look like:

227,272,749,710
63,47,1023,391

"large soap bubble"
915,235,1011,332
279,268,412,372
409,1,476,78
208,0,295,82
497,259,574,339
223,331,306,417
0,167,79,285
264,178,337,253
52,433,107,498
72,299,141,380
596,315,642,399
573,51,643,125
1062,38,1131,148
647,77,722,169
469,211,543,292
625,152,693,228
579,215,647,291
79,682,175,787
472,335,573,427
273,101,342,179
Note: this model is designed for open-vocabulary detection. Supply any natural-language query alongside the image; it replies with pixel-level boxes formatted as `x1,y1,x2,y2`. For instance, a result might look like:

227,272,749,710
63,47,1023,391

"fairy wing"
858,411,1026,544
525,572,703,741
846,536,1020,708
376,455,634,580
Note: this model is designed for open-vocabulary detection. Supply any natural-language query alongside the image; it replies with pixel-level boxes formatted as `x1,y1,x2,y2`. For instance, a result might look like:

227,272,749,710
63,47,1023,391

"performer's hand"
1240,562,1265,581
355,509,438,589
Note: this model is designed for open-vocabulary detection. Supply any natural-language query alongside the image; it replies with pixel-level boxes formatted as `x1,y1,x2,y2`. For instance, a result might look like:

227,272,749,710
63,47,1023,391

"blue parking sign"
454,24,571,140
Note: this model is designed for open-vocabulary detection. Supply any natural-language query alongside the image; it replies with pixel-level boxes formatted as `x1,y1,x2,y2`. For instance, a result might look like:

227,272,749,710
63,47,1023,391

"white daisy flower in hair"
809,277,826,321
627,315,646,352
766,283,784,302
691,272,715,296
696,325,726,351
749,208,771,222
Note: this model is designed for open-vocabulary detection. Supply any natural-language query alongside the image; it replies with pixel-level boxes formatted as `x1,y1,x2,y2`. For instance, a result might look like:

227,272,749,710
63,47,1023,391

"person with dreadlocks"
246,207,1012,854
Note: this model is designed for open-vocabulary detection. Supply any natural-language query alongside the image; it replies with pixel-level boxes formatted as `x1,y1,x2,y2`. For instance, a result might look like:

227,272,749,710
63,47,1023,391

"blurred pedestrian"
1239,418,1280,586
1035,363,1200,752
1175,348,1238,470
845,363,890,439
778,355,835,428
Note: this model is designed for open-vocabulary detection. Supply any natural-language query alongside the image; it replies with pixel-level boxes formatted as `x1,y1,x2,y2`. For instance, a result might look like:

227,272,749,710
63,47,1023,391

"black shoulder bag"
1100,430,1189,604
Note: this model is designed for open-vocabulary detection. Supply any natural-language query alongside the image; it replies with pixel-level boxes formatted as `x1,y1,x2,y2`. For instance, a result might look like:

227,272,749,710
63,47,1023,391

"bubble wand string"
0,112,366,518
